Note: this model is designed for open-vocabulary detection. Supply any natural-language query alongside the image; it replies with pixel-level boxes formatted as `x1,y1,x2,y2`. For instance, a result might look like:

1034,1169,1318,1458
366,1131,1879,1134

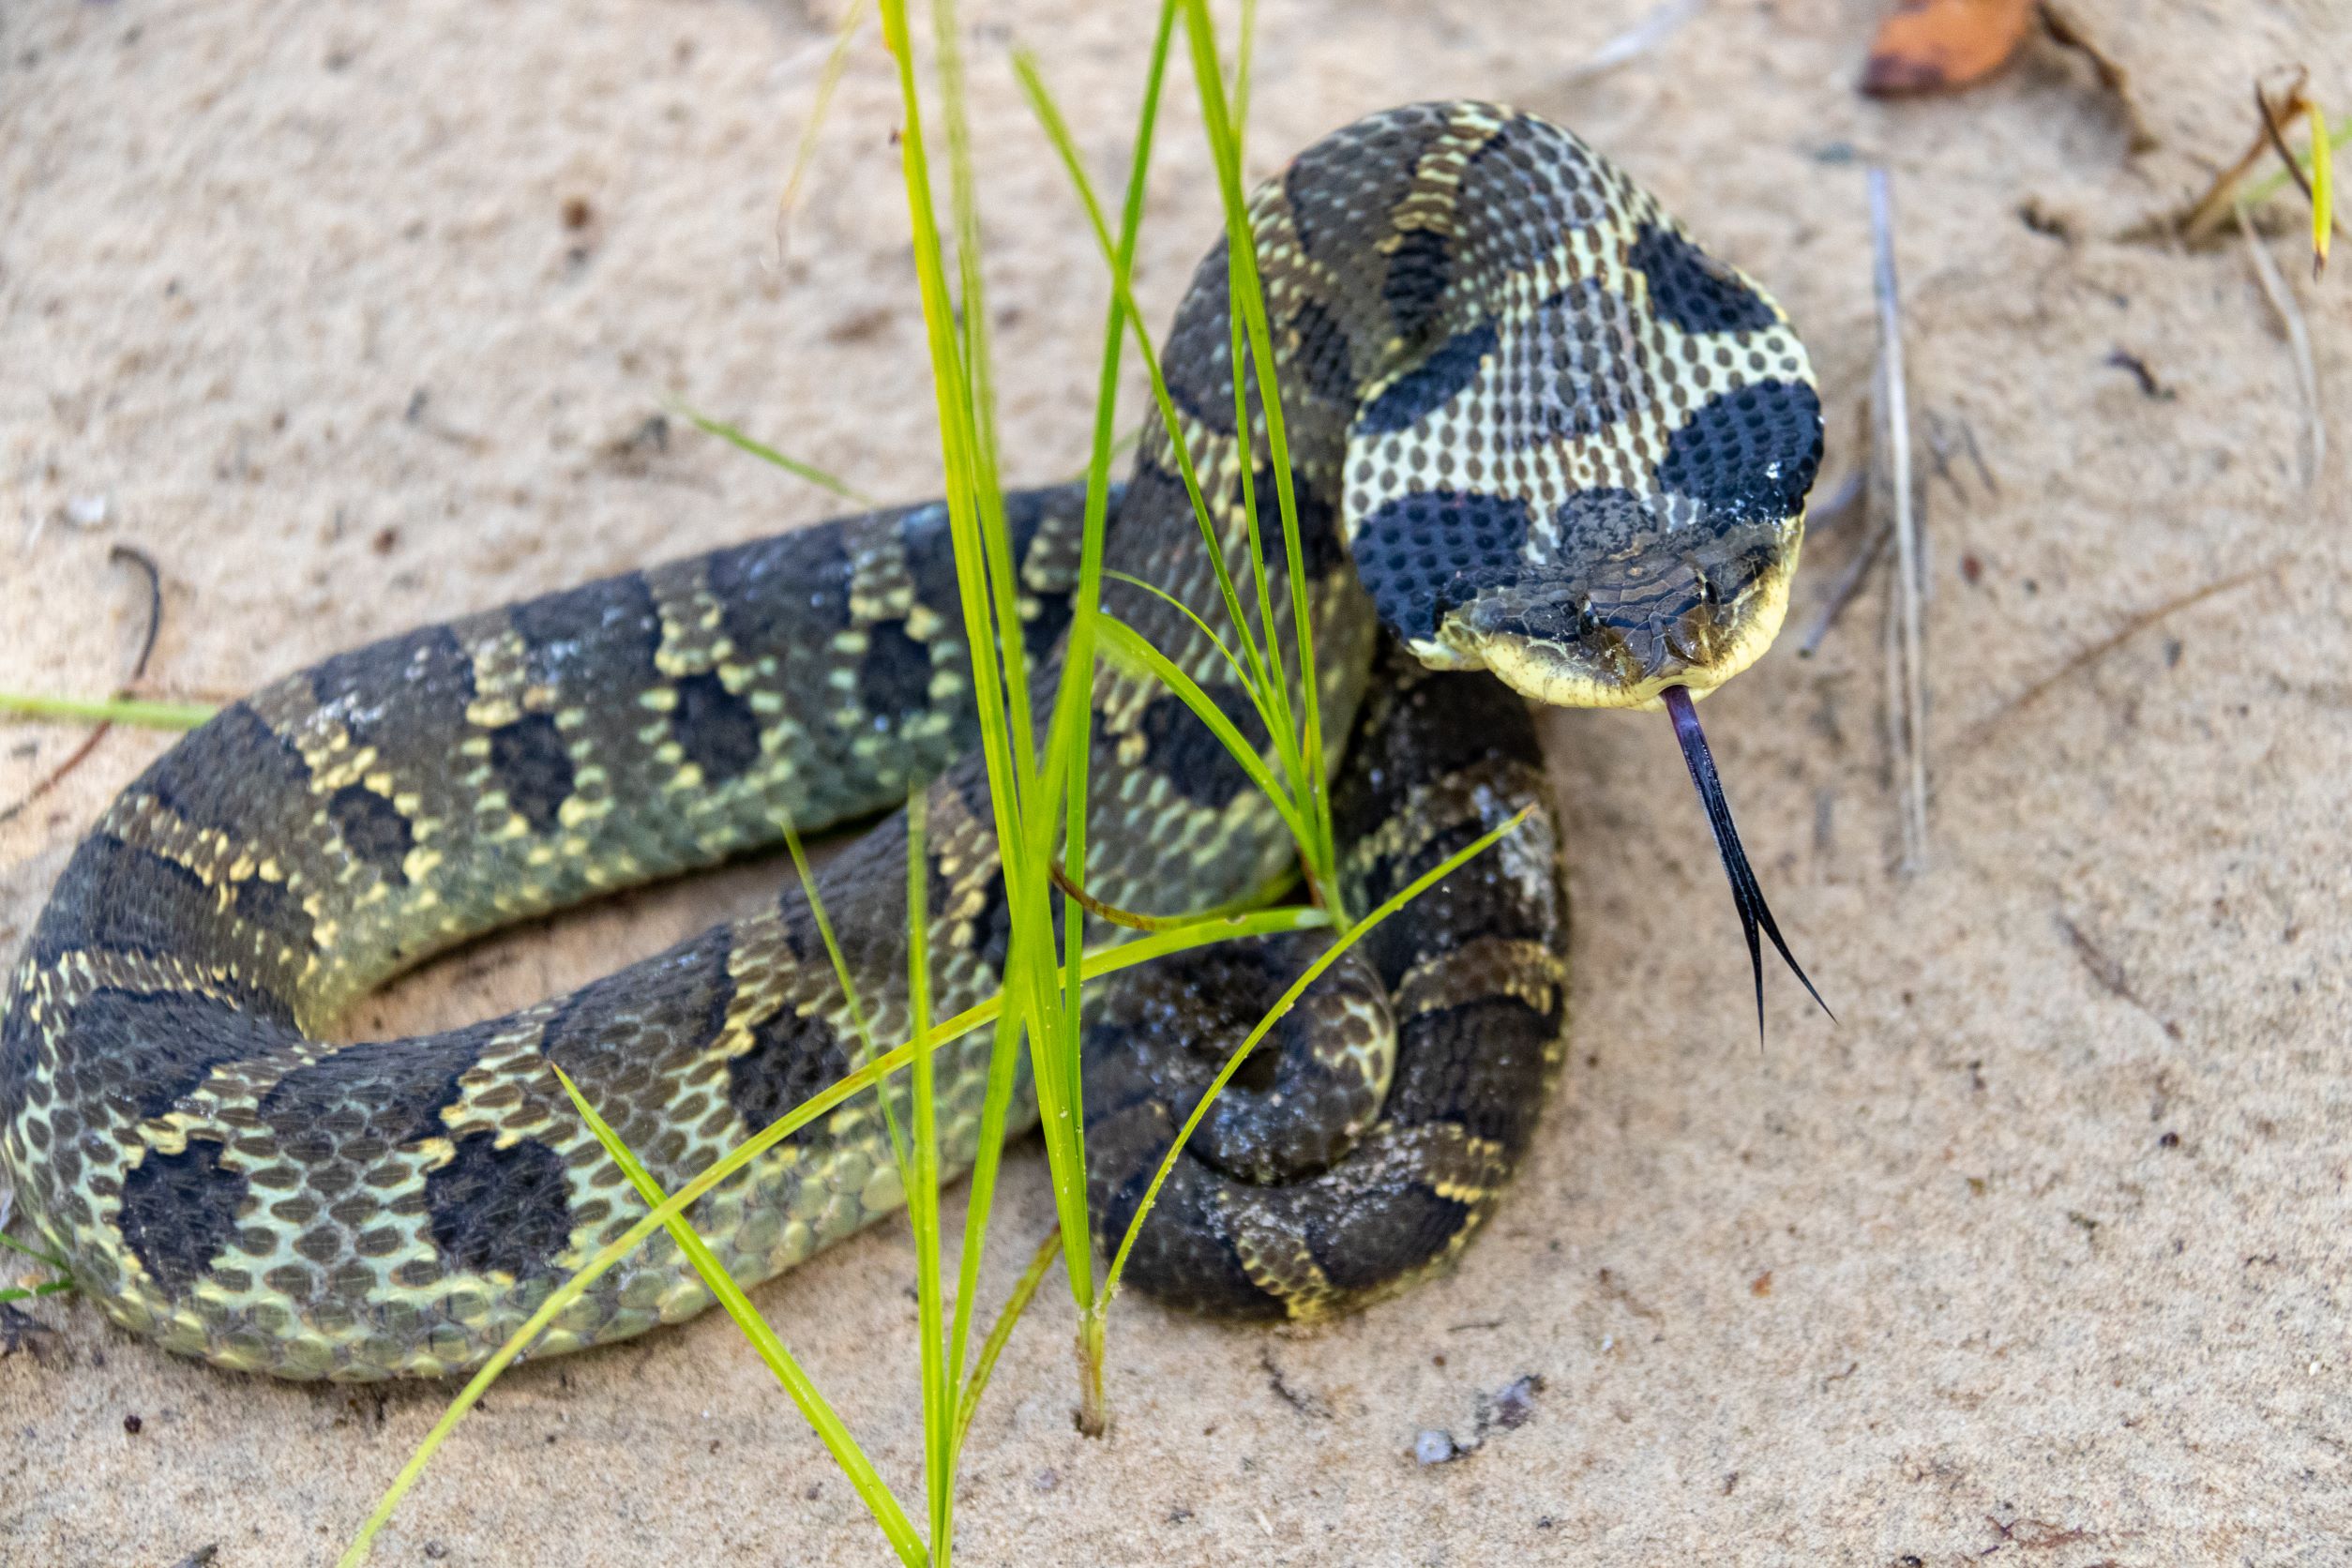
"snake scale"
0,102,1819,1380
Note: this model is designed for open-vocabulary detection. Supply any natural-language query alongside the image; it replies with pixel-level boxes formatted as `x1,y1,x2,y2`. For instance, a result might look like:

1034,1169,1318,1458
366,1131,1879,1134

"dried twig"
2236,204,2326,490
1957,561,2280,747
0,545,167,827
2254,81,2316,207
1868,168,1930,875
1797,519,1892,657
1559,0,1707,84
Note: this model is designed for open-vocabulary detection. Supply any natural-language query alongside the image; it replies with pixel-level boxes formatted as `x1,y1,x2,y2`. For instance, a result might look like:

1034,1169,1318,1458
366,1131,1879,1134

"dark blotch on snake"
1282,105,1445,259
425,1133,574,1280
1349,490,1531,642
1289,298,1359,410
327,785,414,882
488,715,574,835
1159,237,1242,438
68,988,297,1124
1138,687,1267,811
1303,1180,1473,1295
708,524,853,652
25,839,290,1024
1085,1107,1284,1319
670,671,761,783
310,625,476,744
1382,228,1455,347
510,575,660,691
1355,320,1497,437
143,703,312,834
1385,998,1556,1155
543,927,737,1108
1659,379,1823,527
258,1025,497,1160
855,621,933,723
230,873,314,951
1628,222,1778,335
119,1138,249,1297
726,1003,852,1143
1257,466,1348,580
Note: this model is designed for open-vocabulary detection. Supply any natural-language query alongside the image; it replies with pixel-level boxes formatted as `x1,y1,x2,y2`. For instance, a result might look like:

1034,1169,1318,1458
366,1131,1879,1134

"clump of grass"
342,0,1530,1560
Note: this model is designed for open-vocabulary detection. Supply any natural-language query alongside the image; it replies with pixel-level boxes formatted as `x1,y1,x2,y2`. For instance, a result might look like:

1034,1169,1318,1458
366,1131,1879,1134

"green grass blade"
1006,8,1195,1372
0,1279,75,1303
0,693,217,730
665,400,875,505
1103,807,1534,1300
0,1232,71,1270
1094,614,1305,844
1012,46,1276,704
774,0,868,255
899,789,954,1555
1177,0,1339,915
551,1065,926,1565
2310,101,2334,275
952,1225,1063,1454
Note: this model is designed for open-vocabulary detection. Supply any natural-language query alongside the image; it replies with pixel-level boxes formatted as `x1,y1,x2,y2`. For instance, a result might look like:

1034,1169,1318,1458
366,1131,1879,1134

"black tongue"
1662,685,1832,1040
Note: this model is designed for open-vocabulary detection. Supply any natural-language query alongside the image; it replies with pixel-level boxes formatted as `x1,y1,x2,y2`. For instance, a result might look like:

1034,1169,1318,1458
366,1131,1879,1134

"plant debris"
1868,168,1931,874
1559,0,1707,85
1861,0,2035,97
2236,205,2326,490
2163,68,2343,264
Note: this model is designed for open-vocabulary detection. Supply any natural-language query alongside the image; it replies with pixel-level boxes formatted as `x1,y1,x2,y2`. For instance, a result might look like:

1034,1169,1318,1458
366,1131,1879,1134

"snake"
0,101,1820,1380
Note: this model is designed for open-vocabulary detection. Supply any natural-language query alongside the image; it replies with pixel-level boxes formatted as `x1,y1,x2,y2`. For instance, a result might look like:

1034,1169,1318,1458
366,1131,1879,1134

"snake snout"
1439,532,1796,712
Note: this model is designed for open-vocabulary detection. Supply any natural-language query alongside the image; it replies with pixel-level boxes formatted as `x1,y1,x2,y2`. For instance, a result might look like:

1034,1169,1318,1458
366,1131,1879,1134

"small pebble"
1412,1428,1459,1465
1488,1375,1542,1431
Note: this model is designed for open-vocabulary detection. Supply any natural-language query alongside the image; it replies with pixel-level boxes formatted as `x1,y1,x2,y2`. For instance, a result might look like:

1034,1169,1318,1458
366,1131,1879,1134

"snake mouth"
1432,535,1799,712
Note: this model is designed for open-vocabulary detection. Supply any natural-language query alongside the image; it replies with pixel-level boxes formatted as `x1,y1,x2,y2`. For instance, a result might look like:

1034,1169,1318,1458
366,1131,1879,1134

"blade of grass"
0,1232,71,1269
0,1280,75,1303
1094,614,1307,846
2309,100,2333,276
552,1063,925,1565
952,1224,1063,1452
339,901,1323,1563
899,789,955,1556
774,0,868,260
1103,807,1533,1300
0,693,217,730
665,400,875,505
1178,0,1339,916
1004,9,1191,1438
1013,49,1279,706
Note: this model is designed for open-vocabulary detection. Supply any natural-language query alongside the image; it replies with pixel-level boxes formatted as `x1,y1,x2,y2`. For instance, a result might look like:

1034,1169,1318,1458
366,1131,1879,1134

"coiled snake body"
0,103,1819,1380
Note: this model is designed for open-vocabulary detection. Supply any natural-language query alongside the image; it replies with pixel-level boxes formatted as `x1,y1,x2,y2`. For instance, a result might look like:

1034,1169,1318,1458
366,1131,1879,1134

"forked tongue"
1662,685,1832,1040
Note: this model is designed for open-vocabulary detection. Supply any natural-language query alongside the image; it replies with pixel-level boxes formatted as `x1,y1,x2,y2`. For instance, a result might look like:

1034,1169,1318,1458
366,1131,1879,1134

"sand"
3,0,2346,1562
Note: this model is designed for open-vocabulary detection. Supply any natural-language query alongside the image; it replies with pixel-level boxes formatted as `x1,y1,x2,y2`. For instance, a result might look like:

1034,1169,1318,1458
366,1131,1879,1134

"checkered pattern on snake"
0,102,1819,1379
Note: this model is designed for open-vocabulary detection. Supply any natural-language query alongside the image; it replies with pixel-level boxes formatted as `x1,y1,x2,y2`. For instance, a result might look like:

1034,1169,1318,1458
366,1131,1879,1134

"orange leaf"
1862,0,2037,96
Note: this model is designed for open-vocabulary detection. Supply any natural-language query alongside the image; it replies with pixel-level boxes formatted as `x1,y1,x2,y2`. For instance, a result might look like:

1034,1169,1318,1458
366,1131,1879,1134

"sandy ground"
4,0,2348,1562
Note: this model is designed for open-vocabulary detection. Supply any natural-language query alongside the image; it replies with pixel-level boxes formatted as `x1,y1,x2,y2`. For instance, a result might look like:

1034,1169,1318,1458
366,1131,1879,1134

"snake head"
1425,515,1801,711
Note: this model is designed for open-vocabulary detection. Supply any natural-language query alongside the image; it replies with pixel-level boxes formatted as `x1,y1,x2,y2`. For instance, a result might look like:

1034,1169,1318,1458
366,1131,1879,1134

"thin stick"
1868,168,1929,875
1796,518,1892,657
2236,204,2326,490
1956,562,2279,748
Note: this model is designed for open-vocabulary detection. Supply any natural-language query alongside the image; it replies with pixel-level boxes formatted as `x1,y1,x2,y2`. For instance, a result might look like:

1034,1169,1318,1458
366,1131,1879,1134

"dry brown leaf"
1861,0,2036,96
